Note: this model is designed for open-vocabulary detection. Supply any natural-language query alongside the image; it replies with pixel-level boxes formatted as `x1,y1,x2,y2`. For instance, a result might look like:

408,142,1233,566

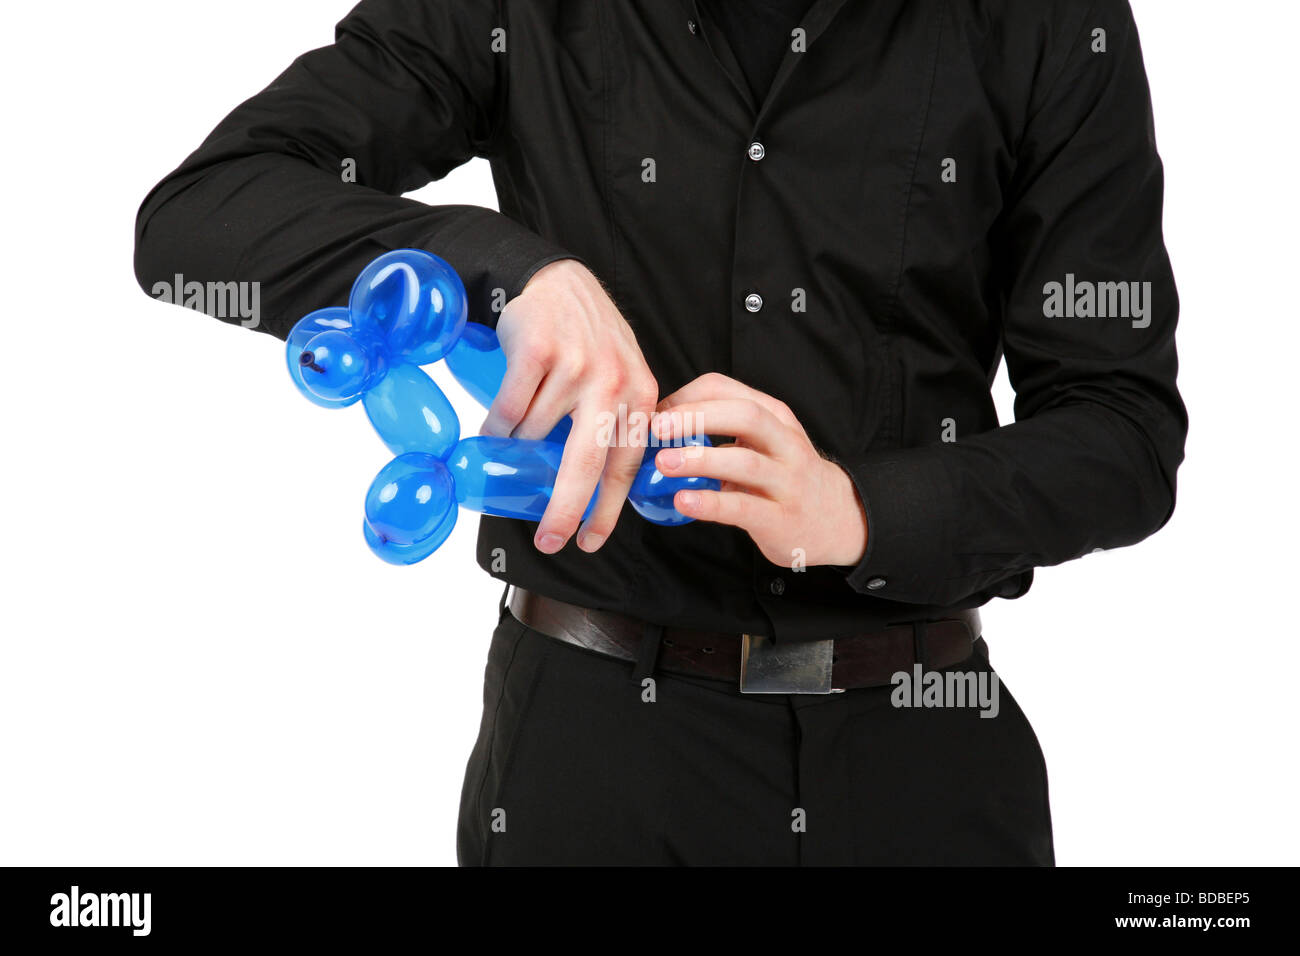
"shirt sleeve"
839,0,1187,606
133,0,580,340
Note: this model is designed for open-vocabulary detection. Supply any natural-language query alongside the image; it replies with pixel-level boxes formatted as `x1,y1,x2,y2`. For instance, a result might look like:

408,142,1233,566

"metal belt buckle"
739,634,840,694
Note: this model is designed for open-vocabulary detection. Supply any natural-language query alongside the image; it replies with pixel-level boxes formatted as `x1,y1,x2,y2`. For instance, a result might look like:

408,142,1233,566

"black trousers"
457,607,1054,866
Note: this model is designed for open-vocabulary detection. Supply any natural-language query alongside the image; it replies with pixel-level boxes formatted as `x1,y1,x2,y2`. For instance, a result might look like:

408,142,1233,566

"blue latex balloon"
349,250,466,366
446,321,570,445
449,436,596,522
363,453,459,564
298,328,387,403
286,308,358,408
629,436,716,525
444,321,506,408
285,248,719,563
361,363,459,459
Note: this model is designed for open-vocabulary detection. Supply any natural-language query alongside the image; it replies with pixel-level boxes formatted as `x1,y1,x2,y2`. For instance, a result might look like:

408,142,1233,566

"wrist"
822,460,869,566
522,256,586,294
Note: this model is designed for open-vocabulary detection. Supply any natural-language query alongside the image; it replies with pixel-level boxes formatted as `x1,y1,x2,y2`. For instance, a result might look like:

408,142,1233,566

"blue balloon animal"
286,249,718,564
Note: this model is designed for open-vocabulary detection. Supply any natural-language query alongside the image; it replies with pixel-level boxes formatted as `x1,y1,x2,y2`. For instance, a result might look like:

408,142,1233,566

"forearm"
133,0,578,340
134,153,574,341
841,393,1184,606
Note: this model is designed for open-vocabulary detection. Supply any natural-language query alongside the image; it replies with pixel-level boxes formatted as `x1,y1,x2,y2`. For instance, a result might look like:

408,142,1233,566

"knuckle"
518,334,555,366
493,394,528,424
738,449,759,478
513,352,547,380
611,455,643,481
556,356,587,383
546,508,584,530
595,366,626,396
630,376,659,410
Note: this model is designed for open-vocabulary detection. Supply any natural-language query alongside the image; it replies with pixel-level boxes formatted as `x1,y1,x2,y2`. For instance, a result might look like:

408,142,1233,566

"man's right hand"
486,259,658,555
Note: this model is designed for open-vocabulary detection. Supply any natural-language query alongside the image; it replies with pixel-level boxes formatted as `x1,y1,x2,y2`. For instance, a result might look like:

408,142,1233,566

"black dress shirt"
698,0,813,103
134,0,1187,642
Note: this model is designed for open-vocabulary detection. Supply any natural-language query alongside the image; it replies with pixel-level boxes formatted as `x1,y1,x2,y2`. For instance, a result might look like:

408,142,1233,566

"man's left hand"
652,373,868,569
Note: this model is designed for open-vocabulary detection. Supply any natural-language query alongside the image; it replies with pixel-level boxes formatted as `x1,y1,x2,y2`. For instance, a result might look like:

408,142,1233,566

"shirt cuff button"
866,577,887,591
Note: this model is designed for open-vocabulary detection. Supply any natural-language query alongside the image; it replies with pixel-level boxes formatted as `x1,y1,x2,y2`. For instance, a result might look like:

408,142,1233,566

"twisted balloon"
285,249,717,564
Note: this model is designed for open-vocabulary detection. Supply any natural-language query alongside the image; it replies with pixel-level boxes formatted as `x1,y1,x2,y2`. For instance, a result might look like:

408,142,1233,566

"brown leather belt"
508,587,981,694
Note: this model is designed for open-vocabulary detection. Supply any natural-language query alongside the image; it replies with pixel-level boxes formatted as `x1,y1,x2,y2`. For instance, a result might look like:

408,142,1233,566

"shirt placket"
680,0,851,640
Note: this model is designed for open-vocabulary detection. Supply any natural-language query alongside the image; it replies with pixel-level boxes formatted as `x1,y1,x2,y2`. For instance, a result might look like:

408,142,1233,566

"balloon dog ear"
348,249,468,367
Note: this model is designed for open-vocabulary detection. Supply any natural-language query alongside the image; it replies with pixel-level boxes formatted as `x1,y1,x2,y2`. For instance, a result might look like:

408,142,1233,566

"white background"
1,1,1296,866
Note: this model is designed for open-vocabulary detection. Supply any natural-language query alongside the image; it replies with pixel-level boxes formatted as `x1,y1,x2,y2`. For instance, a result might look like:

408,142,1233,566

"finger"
652,399,794,458
511,369,578,441
655,443,784,498
674,487,778,535
657,371,801,429
577,439,644,551
535,409,608,553
482,352,546,437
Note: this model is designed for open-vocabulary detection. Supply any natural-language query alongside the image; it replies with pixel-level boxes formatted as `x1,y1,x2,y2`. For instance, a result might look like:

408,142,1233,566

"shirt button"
769,577,786,596
747,142,766,161
866,577,887,591
687,19,698,34
744,293,763,313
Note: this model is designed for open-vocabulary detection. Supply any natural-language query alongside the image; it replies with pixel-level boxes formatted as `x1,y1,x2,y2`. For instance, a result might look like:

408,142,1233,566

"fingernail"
578,532,605,552
678,491,700,510
536,532,565,553
659,448,682,470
